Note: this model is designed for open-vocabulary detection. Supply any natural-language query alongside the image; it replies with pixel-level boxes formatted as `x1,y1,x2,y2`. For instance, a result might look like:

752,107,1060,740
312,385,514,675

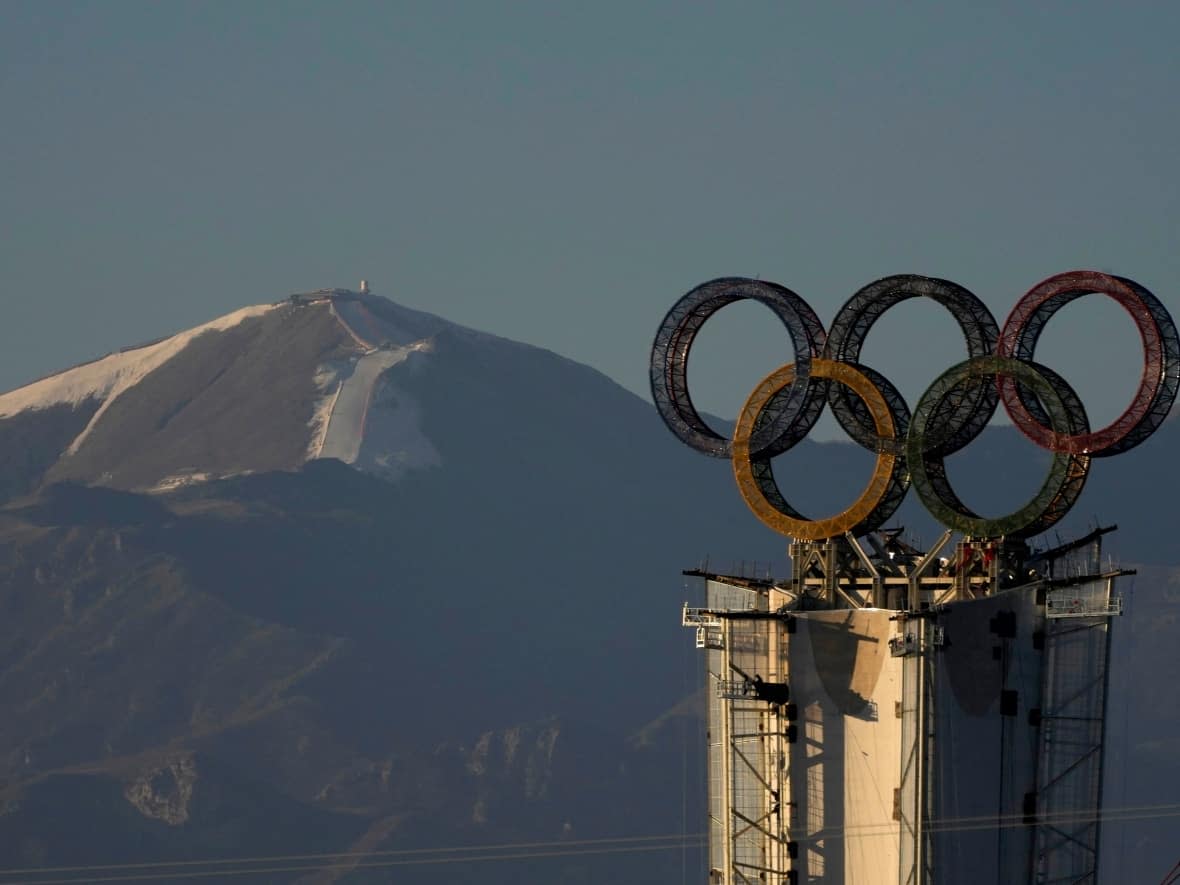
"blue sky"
2,1,1177,437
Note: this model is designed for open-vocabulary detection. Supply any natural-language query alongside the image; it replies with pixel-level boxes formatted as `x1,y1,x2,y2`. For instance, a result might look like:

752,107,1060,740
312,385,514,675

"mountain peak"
0,291,470,495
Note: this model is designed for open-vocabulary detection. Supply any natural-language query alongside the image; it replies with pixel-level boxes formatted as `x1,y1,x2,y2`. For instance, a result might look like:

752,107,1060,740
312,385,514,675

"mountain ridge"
0,289,632,498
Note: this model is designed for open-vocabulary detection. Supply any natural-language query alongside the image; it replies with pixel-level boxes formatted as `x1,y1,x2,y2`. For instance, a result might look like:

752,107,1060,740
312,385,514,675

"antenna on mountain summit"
359,279,370,294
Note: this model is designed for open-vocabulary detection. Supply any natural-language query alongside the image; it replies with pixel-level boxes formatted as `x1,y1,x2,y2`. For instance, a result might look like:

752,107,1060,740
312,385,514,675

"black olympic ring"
651,271,1178,540
649,277,826,459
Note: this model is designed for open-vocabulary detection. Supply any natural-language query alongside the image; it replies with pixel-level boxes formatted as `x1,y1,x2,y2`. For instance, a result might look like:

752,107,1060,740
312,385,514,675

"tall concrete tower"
683,530,1125,884
650,271,1178,884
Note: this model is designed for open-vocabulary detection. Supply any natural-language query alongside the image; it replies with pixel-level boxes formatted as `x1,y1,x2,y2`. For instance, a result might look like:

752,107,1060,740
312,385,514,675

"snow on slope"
312,341,435,464
0,304,278,436
312,296,441,474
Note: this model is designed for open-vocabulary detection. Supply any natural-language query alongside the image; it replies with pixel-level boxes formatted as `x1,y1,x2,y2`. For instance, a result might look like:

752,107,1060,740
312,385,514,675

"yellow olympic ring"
732,359,900,540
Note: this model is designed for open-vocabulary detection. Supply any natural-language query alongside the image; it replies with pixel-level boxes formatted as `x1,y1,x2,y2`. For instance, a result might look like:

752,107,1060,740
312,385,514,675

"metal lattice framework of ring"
907,357,1091,538
650,278,827,458
733,359,910,540
825,275,1000,456
997,270,1180,456
650,270,1177,540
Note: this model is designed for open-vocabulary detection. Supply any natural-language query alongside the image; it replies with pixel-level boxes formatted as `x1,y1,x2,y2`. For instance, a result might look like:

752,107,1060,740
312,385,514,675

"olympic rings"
651,271,1177,540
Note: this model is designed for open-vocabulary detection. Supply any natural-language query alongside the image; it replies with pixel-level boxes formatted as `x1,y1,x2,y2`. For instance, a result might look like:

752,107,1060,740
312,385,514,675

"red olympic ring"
998,270,1179,456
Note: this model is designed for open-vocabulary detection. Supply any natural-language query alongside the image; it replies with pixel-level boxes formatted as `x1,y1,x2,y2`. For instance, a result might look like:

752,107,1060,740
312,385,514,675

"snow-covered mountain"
0,290,500,493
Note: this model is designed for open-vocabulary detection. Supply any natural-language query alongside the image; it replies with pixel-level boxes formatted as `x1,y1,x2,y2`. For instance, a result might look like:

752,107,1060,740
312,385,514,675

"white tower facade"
684,532,1122,885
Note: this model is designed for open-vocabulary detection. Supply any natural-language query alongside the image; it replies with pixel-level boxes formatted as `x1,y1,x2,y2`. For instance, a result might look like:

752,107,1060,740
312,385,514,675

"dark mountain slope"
0,401,100,501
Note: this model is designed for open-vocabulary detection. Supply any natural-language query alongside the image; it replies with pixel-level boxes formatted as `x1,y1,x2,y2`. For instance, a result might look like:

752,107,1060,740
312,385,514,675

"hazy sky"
3,1,1178,438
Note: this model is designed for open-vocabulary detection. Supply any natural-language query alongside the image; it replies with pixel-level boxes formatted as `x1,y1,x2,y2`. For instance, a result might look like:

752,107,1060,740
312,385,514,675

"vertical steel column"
721,617,734,883
898,616,932,885
915,620,928,885
825,540,838,607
